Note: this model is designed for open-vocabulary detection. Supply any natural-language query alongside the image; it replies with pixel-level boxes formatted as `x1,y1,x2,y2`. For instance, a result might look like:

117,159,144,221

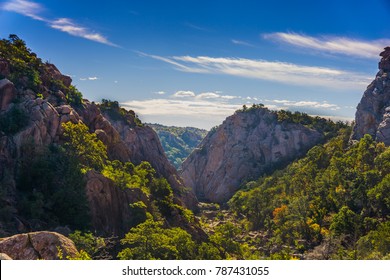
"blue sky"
1,0,390,129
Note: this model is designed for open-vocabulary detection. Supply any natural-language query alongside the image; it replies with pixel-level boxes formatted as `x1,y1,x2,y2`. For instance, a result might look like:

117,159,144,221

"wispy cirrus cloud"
266,99,341,111
1,0,116,46
184,22,211,32
50,18,116,46
144,53,371,89
1,0,44,20
263,32,390,59
231,39,254,47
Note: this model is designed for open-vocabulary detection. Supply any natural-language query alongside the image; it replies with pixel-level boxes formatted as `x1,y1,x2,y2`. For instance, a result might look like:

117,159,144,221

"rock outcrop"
0,231,78,260
0,39,198,238
85,170,150,236
0,79,16,111
103,113,198,210
181,107,323,203
351,47,390,144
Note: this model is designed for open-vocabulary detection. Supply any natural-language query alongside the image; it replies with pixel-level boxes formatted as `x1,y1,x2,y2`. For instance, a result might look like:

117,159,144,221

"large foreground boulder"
0,231,78,260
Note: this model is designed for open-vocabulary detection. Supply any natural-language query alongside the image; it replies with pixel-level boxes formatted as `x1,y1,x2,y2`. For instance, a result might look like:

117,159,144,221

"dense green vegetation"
99,99,143,127
228,129,390,259
237,104,347,139
0,34,42,90
149,124,207,168
2,34,389,260
16,137,90,230
0,34,83,105
0,106,29,135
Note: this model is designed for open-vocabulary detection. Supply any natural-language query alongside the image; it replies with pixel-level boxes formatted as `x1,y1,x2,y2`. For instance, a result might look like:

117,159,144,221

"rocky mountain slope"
0,35,198,240
181,105,344,203
148,123,207,169
351,47,390,144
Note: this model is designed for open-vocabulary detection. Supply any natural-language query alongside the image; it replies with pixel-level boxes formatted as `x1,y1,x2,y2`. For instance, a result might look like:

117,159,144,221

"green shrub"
0,106,29,135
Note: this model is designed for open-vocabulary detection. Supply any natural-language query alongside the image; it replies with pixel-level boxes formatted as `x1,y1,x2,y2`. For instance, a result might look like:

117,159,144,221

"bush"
17,143,90,229
0,106,29,135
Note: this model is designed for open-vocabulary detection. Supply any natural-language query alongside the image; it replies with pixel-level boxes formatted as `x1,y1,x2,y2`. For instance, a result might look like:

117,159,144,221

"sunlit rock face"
181,107,323,203
351,47,390,145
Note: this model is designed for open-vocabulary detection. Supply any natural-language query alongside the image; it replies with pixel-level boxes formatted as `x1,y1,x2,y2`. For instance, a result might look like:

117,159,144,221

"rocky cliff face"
351,47,390,144
180,107,323,203
0,38,197,238
102,113,198,210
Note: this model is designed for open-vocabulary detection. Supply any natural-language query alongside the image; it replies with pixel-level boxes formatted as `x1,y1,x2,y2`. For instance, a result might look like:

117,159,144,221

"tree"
62,122,107,171
357,222,390,259
118,218,196,260
150,177,174,216
330,206,360,238
210,222,243,258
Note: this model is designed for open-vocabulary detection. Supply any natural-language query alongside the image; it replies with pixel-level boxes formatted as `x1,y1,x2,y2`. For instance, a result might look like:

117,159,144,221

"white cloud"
1,0,44,20
122,98,241,130
263,32,390,59
50,18,116,46
231,39,254,47
197,92,221,99
80,77,99,81
145,53,372,89
220,95,239,100
171,90,239,101
266,99,341,110
121,95,349,129
1,0,116,46
154,91,166,95
172,90,196,98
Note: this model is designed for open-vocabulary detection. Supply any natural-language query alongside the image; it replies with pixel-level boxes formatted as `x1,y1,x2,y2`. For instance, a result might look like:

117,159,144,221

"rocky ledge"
351,46,390,144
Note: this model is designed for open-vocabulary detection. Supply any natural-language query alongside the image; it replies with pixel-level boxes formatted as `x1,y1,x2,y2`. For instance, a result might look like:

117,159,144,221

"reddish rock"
351,46,390,145
0,59,10,77
0,231,78,260
103,112,198,210
0,79,16,111
85,170,150,236
43,63,72,88
181,108,323,203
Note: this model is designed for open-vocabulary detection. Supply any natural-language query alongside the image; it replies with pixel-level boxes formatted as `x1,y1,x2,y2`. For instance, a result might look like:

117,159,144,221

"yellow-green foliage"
118,218,196,260
62,122,107,172
102,160,155,194
68,231,106,260
0,34,42,90
229,129,390,259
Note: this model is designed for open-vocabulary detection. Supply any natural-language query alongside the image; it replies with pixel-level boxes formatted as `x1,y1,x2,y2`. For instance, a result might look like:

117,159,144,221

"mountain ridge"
181,105,346,203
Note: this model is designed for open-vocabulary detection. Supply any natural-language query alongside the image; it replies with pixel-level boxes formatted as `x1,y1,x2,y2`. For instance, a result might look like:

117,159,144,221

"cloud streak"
263,32,390,59
1,0,116,46
2,0,44,20
80,76,99,81
231,39,254,47
266,99,341,111
145,53,372,89
121,95,349,129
